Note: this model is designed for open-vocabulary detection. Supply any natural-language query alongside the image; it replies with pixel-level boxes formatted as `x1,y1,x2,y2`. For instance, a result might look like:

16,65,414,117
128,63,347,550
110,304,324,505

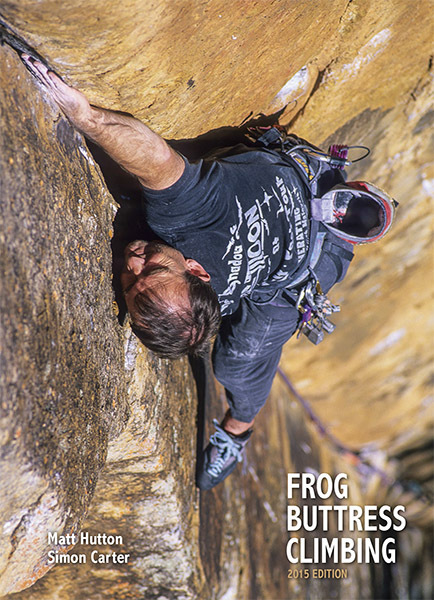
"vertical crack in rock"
0,41,129,595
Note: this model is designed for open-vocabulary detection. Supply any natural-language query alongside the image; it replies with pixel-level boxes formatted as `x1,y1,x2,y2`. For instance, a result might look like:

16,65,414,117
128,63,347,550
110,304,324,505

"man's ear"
185,258,211,282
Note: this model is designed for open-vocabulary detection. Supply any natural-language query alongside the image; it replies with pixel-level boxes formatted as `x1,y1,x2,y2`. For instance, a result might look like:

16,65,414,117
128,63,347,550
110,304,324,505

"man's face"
121,240,210,319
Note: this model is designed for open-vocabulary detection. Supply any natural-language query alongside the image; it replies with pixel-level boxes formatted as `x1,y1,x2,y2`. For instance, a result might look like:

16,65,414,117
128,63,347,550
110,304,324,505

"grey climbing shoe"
197,419,252,490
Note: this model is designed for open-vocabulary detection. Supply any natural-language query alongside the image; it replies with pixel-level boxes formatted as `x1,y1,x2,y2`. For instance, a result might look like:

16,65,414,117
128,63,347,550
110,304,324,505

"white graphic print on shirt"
218,175,309,314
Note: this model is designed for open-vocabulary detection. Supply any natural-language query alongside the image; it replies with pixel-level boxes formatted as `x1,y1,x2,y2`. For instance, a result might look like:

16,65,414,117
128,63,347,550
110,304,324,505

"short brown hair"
131,271,221,359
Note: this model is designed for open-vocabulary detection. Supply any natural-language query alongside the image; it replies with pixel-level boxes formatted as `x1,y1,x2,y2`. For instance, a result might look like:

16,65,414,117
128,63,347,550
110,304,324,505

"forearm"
21,56,184,190
83,107,185,189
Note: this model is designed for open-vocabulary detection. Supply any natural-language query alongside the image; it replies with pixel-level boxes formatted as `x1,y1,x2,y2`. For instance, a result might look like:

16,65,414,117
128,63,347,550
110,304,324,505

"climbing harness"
247,123,398,344
251,125,398,245
248,123,370,173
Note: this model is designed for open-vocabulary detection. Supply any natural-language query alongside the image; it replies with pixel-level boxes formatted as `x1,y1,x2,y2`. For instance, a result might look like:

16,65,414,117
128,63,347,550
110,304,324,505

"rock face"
0,1,432,599
0,44,127,594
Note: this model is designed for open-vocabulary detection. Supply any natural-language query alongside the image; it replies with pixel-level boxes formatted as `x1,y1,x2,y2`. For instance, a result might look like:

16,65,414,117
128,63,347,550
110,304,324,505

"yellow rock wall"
0,0,432,598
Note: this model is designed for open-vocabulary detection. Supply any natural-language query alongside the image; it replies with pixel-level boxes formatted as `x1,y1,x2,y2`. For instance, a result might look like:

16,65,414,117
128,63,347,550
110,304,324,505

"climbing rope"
277,366,431,506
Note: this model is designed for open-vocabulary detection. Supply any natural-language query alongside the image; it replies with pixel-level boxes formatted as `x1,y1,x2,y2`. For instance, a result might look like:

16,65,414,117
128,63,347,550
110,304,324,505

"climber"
21,55,397,491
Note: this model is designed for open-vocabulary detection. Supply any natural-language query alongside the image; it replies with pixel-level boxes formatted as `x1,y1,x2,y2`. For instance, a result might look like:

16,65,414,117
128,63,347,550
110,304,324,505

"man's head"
121,240,221,359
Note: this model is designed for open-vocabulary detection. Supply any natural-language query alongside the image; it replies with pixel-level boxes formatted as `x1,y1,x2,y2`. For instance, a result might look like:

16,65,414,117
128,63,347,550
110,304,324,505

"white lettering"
286,538,299,563
393,505,407,531
48,532,58,544
287,506,302,531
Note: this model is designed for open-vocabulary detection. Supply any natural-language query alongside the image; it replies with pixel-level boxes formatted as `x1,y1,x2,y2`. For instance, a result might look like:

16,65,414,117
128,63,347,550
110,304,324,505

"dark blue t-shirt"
142,148,311,316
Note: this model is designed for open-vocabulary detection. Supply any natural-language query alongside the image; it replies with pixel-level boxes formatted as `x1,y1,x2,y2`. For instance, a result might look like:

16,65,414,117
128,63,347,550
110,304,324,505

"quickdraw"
295,270,340,345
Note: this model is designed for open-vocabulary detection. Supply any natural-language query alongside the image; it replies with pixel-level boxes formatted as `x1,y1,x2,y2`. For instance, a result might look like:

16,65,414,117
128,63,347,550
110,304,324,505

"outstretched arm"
22,56,185,190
